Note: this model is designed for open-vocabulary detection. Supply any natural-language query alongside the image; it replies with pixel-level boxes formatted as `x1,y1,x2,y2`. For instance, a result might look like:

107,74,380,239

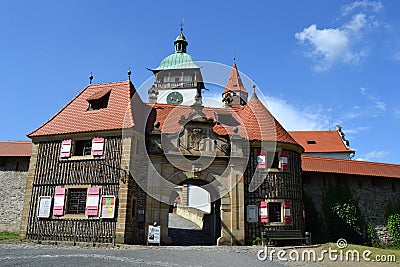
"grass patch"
0,231,19,240
323,243,399,264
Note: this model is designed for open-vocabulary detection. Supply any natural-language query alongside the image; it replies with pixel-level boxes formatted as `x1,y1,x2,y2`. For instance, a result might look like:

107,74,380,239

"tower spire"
174,19,188,53
222,60,249,106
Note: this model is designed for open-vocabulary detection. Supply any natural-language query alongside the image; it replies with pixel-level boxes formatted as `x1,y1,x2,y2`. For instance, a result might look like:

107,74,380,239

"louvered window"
67,188,87,214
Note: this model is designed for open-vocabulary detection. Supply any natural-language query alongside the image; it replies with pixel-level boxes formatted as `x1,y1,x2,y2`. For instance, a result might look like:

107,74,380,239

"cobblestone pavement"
168,213,215,246
0,242,286,267
2,241,397,267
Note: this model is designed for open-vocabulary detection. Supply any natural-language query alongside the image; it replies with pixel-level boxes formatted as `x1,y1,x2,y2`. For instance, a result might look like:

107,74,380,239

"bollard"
305,231,312,245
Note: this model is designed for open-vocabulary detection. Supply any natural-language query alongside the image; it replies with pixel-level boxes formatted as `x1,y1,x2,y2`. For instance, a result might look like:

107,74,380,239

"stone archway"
163,169,244,245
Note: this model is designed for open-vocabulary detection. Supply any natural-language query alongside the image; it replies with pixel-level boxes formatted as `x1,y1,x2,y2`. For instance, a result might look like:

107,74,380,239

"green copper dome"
152,30,199,71
153,53,199,70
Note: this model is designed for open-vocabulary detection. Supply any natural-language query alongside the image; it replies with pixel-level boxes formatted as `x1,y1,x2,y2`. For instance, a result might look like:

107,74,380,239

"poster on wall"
247,205,258,223
100,196,116,219
37,196,52,218
147,225,161,245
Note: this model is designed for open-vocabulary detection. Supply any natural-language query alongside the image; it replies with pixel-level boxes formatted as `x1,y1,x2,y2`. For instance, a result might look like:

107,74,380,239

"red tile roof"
28,79,298,146
147,96,300,145
240,96,298,144
289,130,354,153
0,141,32,157
222,63,248,94
302,156,400,179
28,81,135,137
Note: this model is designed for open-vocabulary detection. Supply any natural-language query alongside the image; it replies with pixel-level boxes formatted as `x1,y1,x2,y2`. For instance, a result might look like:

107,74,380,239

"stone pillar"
144,161,171,245
115,179,129,243
115,136,132,244
180,184,189,206
217,167,245,245
20,142,38,239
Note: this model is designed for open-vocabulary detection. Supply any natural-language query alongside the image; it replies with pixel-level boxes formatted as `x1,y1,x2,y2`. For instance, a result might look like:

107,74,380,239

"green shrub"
366,220,377,247
322,185,365,244
252,237,261,246
386,201,400,218
388,214,400,249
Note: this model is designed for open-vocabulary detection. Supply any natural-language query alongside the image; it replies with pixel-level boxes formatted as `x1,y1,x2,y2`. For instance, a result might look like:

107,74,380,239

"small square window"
74,140,92,156
67,188,87,215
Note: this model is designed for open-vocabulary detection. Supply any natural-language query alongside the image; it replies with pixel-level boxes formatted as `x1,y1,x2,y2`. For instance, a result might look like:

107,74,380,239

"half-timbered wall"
25,136,125,243
244,146,303,245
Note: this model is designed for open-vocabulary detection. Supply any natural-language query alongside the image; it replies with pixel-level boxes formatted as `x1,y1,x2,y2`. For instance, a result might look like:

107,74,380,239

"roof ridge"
302,155,400,167
88,80,130,87
289,130,337,133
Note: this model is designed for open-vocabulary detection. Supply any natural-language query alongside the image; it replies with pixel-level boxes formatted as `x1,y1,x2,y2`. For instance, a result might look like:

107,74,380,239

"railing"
32,219,116,246
151,81,197,89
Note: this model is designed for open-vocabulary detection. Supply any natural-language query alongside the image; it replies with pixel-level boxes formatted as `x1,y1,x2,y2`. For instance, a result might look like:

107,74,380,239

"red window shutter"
53,187,66,216
91,137,105,156
259,201,269,223
257,149,266,169
86,187,100,216
283,201,291,224
60,139,72,158
281,150,288,170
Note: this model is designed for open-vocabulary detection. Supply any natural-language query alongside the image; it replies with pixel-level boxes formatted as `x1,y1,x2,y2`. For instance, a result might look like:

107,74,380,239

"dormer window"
86,90,111,111
307,140,316,144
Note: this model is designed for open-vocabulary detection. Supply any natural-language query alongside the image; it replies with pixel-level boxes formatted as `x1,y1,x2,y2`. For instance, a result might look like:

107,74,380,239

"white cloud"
295,1,383,71
342,0,383,16
295,25,351,71
356,150,389,161
360,87,386,111
266,96,330,130
345,13,367,33
344,125,371,135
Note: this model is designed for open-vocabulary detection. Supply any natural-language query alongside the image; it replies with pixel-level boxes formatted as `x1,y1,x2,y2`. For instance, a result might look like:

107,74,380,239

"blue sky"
1,1,400,163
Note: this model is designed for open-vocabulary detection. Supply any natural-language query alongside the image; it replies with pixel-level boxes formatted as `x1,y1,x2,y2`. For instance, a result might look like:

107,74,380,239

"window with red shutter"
91,137,105,156
53,187,66,216
60,140,72,158
280,150,289,170
86,187,100,216
283,201,292,224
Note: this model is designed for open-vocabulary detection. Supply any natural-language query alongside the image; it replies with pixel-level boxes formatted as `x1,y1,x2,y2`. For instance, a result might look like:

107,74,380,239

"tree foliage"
322,185,365,244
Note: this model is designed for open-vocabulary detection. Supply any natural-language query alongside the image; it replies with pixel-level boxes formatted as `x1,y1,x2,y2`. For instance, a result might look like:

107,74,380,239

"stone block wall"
303,172,400,246
176,205,207,228
0,171,28,232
